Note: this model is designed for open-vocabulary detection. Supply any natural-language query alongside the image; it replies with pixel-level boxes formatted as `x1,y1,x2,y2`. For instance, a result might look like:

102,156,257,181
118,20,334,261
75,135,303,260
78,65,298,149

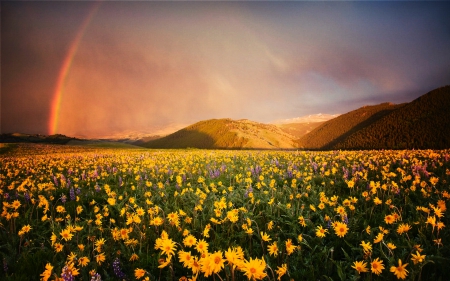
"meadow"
1,144,449,281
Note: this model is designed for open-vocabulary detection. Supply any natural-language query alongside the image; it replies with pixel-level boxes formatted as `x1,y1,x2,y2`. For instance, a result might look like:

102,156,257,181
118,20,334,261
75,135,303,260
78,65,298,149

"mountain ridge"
3,86,449,150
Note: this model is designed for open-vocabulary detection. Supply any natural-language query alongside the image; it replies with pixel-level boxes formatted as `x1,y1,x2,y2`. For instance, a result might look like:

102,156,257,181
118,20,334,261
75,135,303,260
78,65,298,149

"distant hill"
0,133,143,149
278,122,325,139
273,113,339,124
141,118,297,149
298,85,450,150
0,133,78,144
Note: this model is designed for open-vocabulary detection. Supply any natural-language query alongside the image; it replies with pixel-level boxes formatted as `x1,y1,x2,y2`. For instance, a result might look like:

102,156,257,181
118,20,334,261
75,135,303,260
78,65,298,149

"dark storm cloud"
1,1,449,137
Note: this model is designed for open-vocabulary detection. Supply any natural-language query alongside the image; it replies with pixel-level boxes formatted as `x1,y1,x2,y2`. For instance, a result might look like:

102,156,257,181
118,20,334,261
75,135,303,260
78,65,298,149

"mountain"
278,122,325,139
272,113,339,139
332,86,450,150
0,133,143,149
273,113,340,124
297,102,404,149
0,133,79,144
5,86,449,150
298,85,450,150
141,118,297,149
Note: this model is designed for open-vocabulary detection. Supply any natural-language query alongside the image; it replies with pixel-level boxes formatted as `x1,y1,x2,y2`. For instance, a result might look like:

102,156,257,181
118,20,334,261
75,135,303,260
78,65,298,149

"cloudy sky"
2,1,450,138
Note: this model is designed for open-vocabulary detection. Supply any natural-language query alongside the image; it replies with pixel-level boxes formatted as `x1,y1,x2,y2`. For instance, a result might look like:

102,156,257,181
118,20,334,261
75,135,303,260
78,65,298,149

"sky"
2,1,450,138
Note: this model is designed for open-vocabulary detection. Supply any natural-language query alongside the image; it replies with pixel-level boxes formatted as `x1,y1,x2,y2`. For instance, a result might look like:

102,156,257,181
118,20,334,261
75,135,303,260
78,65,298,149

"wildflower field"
1,144,449,281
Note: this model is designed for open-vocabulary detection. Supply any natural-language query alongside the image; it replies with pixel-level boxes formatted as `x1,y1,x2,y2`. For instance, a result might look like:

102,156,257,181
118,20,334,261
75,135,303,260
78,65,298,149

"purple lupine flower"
342,167,349,180
112,258,126,279
310,162,318,173
343,215,349,225
91,272,102,281
61,194,67,203
69,188,76,201
61,264,75,281
287,170,293,179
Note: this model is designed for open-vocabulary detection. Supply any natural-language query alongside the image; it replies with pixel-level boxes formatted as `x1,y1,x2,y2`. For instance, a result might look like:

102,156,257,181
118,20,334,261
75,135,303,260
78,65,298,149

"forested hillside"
297,103,404,149
333,86,450,149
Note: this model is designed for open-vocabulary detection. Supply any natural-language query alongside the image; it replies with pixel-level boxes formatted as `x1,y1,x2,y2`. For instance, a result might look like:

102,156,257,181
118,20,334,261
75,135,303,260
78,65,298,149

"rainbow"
48,2,101,135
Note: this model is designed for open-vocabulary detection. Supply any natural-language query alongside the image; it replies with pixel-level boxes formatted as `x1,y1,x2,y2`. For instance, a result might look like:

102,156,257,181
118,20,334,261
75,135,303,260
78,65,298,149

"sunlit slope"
333,85,450,149
142,118,297,149
297,102,404,149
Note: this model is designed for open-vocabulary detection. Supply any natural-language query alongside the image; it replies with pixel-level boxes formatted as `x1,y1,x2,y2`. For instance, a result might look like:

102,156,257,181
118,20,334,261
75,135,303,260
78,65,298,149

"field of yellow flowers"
1,144,449,281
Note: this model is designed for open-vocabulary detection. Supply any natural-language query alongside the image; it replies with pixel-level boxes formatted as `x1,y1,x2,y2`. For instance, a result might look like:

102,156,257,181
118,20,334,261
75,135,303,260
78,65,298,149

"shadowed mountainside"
333,85,450,149
297,102,405,149
298,85,450,150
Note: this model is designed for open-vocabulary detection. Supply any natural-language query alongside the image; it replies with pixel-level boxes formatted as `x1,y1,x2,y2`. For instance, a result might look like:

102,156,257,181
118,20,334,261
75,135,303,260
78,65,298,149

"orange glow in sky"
2,1,450,138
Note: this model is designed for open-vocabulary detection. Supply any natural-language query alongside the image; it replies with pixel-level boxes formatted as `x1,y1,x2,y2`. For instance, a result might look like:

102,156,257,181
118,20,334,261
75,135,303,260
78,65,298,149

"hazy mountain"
273,113,339,124
142,118,297,149
277,122,325,139
93,123,188,143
